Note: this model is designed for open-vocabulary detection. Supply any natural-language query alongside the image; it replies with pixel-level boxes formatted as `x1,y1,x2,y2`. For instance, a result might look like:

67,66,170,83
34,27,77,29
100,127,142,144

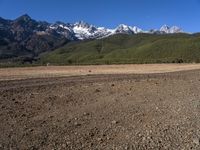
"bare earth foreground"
0,64,200,150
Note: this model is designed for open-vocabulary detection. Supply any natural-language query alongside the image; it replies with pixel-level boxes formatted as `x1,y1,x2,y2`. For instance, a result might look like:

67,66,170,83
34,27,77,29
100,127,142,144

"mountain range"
44,19,184,40
49,21,184,40
0,14,197,66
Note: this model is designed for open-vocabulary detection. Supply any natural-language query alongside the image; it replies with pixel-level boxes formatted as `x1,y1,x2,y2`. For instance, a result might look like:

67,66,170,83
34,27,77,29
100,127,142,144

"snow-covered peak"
160,24,170,33
115,24,134,34
72,22,98,40
170,26,182,33
74,21,91,29
113,24,144,34
116,24,130,30
130,26,143,34
50,22,72,31
160,25,182,33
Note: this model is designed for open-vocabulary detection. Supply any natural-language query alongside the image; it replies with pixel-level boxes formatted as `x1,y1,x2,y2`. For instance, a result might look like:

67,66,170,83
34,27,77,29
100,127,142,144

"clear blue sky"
0,0,200,32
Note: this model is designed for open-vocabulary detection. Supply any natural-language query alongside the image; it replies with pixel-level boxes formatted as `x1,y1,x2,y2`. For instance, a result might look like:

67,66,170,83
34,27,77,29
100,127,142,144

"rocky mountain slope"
0,15,69,60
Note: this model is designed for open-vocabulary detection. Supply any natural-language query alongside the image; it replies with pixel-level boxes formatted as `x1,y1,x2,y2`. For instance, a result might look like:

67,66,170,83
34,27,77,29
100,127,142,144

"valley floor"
0,65,200,149
1,64,200,80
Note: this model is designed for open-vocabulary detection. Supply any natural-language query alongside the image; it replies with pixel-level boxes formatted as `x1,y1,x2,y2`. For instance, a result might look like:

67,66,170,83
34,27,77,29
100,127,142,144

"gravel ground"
0,70,200,149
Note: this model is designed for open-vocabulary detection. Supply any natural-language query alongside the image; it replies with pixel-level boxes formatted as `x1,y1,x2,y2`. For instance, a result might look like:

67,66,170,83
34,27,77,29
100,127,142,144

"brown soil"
0,67,200,149
1,64,200,80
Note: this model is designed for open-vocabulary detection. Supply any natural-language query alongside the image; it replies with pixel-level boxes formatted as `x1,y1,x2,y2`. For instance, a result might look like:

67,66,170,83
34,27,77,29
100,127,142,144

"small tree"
96,43,102,54
68,59,73,64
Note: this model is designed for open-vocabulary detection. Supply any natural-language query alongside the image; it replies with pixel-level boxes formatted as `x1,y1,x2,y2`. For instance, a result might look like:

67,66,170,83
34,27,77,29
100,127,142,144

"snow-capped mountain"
113,24,143,34
72,21,112,40
0,14,185,56
49,21,111,40
0,14,185,42
160,25,182,34
114,24,134,34
49,22,146,40
0,14,187,61
48,21,183,40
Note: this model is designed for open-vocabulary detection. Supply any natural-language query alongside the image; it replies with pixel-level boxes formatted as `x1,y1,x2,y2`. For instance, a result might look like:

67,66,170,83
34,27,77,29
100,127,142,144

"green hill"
40,33,200,65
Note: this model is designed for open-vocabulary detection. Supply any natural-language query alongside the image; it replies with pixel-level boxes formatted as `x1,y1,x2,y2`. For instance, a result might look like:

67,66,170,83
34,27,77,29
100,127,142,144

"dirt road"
0,67,200,149
1,64,200,80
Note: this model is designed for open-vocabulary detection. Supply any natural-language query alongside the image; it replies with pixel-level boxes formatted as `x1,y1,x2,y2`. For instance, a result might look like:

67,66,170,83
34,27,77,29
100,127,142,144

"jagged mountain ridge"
49,21,183,40
0,14,184,41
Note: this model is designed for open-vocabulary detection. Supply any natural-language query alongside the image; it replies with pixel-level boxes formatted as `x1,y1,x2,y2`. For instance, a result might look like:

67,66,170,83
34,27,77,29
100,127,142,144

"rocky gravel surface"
0,70,200,149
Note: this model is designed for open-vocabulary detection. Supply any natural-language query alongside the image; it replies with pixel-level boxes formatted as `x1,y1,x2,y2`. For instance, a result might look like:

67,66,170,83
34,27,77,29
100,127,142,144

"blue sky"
0,0,200,32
